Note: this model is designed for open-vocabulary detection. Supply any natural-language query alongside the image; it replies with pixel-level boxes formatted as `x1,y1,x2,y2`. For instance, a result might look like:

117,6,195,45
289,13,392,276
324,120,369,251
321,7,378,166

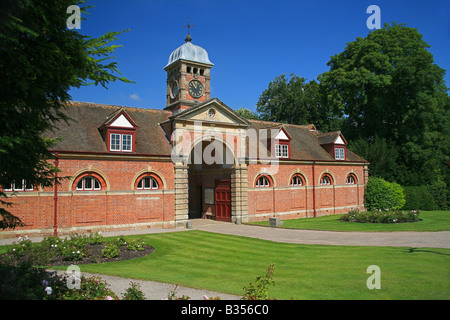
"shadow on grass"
407,247,450,256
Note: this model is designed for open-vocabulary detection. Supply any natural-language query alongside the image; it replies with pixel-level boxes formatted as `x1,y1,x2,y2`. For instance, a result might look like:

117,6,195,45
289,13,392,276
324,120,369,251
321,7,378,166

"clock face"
188,80,204,99
171,82,178,98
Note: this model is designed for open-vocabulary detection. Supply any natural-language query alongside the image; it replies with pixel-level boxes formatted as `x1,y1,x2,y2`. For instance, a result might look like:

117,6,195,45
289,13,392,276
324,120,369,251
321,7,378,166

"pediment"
170,98,250,127
274,127,291,141
102,108,137,129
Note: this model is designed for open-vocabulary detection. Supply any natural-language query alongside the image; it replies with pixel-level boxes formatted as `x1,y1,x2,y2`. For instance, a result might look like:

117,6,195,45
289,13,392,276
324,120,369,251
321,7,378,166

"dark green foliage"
0,0,132,229
235,107,260,120
403,186,437,211
256,74,342,132
318,23,449,188
427,179,448,210
0,262,50,299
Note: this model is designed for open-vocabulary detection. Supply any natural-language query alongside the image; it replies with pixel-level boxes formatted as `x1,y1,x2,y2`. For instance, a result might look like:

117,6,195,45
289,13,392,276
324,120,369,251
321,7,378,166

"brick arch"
69,169,110,191
345,171,359,184
253,172,275,188
318,170,335,185
131,169,166,190
288,170,308,186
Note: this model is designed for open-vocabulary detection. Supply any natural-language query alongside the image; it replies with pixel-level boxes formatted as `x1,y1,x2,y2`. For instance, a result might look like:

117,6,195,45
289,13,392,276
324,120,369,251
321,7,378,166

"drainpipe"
53,152,59,236
312,161,317,218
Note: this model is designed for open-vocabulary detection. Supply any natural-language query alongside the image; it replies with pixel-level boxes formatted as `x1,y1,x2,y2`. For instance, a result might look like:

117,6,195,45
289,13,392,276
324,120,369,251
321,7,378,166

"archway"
187,137,235,221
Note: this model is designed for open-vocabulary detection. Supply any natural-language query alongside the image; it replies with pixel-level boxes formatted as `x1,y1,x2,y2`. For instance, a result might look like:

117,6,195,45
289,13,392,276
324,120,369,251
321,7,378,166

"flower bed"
1,232,154,267
340,208,420,223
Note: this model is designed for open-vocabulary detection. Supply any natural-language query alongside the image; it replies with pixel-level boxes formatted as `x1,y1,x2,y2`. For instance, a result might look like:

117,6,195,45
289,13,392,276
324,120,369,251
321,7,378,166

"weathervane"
183,17,194,42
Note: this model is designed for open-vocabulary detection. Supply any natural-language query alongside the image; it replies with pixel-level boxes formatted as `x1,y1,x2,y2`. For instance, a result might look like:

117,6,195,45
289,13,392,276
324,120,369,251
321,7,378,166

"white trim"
275,130,289,140
335,136,345,144
110,133,133,152
335,147,345,160
110,114,134,128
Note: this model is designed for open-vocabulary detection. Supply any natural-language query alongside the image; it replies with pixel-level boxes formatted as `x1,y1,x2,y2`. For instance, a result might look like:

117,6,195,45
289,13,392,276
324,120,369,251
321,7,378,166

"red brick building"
0,37,368,238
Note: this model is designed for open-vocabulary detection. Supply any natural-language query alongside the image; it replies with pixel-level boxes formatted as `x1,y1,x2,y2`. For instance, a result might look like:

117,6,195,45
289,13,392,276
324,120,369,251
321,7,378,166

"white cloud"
129,93,140,100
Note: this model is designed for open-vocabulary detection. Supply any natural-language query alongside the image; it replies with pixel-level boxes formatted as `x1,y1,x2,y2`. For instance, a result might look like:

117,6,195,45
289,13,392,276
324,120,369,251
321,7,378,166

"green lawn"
50,230,450,300
251,210,450,232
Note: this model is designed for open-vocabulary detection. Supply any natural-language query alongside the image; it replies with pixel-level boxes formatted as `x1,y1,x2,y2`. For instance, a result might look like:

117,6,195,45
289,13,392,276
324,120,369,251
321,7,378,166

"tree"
348,137,400,182
319,23,449,186
235,107,260,120
256,74,342,132
0,0,133,229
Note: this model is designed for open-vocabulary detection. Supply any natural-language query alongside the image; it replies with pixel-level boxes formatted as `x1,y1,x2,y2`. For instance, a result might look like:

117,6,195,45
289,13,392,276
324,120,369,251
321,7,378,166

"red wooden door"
215,179,231,222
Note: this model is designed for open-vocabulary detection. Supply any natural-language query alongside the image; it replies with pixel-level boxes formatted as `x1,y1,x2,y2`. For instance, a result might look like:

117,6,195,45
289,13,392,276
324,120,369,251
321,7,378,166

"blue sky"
69,0,450,113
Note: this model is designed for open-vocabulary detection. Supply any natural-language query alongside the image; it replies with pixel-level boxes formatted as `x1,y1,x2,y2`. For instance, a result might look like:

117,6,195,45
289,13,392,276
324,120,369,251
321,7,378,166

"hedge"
402,186,437,210
364,177,405,211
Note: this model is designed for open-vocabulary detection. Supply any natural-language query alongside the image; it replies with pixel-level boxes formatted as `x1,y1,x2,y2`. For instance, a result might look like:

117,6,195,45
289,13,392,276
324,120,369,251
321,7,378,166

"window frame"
109,133,133,152
3,180,34,192
76,176,102,191
290,174,305,187
320,174,333,186
136,176,159,190
334,147,345,160
275,142,289,159
255,175,271,188
346,174,357,185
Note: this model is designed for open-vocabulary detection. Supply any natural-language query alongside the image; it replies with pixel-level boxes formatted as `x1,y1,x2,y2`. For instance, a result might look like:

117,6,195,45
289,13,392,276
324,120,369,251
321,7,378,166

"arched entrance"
187,137,234,221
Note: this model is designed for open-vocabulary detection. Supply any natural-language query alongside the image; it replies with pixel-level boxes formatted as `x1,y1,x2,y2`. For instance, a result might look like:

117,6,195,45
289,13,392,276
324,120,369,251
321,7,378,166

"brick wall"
246,162,366,222
1,155,367,238
0,156,175,238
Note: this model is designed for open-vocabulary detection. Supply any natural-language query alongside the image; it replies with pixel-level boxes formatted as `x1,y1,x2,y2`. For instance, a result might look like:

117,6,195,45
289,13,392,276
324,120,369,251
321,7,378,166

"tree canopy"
256,74,342,132
318,23,449,188
0,0,133,229
256,23,448,207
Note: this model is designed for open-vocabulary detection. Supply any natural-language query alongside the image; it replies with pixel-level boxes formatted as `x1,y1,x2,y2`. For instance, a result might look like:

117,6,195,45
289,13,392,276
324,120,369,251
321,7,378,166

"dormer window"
335,147,345,160
318,131,347,161
273,127,291,159
110,133,132,152
100,109,137,153
275,144,289,158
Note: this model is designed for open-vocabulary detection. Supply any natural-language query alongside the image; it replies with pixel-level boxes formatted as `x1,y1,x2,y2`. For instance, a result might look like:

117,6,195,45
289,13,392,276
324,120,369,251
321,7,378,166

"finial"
183,17,193,42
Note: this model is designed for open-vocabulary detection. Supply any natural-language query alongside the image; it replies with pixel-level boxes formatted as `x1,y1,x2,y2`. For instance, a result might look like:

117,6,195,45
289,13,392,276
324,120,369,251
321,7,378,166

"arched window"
255,175,271,188
137,176,159,190
76,176,102,191
346,174,357,185
320,174,333,186
290,174,305,186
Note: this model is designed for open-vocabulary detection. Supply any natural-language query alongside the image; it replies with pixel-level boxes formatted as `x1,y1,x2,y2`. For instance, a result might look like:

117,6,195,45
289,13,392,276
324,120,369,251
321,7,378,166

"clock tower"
164,33,213,114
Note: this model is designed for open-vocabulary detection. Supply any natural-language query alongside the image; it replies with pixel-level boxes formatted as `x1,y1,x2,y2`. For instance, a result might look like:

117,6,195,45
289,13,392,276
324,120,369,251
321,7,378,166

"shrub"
127,239,146,251
122,281,146,300
0,262,47,299
365,177,405,211
403,186,437,210
59,276,118,300
427,179,447,210
87,232,104,245
242,263,275,300
5,237,57,266
102,242,120,259
341,208,420,223
165,285,191,300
